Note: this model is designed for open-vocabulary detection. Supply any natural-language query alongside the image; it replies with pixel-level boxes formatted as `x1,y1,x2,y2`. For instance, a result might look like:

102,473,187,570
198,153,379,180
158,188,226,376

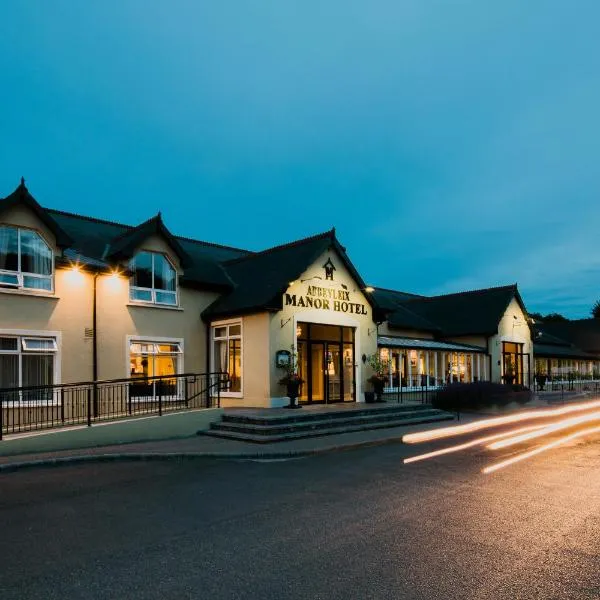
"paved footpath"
0,416,464,471
0,394,589,472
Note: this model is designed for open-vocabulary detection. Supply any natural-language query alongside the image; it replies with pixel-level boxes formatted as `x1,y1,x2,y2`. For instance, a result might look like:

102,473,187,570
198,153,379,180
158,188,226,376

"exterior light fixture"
364,286,375,293
106,270,122,291
288,280,296,287
65,265,85,286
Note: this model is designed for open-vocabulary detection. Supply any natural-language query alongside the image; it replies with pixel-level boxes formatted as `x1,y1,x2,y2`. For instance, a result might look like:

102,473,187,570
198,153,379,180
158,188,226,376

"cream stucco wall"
489,296,532,383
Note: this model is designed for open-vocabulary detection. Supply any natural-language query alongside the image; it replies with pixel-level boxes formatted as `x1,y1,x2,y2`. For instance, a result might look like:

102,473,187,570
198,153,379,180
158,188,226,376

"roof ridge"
222,228,335,265
45,207,134,230
405,283,517,303
374,285,426,297
46,207,252,255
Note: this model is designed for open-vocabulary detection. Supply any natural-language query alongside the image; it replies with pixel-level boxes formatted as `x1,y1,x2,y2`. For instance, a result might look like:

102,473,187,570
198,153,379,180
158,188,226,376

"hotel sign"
284,285,368,315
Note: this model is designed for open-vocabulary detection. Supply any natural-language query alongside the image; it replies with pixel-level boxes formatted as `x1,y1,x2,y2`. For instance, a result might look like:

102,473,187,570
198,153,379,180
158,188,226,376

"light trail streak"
483,425,600,474
403,424,545,464
487,411,600,450
402,399,600,444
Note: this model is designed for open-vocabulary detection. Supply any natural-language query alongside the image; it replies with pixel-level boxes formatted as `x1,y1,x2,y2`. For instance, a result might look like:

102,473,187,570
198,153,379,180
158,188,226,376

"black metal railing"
0,371,229,439
532,377,600,397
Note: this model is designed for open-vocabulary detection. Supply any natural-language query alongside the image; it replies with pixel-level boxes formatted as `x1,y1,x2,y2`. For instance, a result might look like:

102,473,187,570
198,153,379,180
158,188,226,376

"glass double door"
297,323,355,404
309,342,343,403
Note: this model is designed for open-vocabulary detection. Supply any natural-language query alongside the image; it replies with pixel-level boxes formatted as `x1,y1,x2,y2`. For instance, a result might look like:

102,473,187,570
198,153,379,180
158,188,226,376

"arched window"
129,251,177,305
0,226,53,291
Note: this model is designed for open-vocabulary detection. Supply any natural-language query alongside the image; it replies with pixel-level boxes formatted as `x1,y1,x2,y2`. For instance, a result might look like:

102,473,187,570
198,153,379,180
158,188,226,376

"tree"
542,312,569,323
592,301,600,319
529,312,568,323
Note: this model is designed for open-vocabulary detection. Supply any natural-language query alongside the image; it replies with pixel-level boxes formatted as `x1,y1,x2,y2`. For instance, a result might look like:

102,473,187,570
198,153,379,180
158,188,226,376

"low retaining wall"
0,407,223,457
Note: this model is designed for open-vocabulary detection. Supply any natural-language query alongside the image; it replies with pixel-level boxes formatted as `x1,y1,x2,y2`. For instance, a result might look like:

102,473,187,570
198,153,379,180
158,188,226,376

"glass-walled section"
534,357,600,380
378,346,488,390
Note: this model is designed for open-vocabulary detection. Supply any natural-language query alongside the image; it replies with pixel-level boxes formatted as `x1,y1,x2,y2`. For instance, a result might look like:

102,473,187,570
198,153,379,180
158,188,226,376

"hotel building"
0,180,597,407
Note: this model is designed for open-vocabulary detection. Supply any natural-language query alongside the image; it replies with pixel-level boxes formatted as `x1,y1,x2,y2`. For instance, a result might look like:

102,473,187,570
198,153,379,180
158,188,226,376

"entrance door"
298,323,355,404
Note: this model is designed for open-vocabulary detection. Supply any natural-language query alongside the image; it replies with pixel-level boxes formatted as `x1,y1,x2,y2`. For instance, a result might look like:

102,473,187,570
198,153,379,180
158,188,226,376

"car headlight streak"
402,399,600,474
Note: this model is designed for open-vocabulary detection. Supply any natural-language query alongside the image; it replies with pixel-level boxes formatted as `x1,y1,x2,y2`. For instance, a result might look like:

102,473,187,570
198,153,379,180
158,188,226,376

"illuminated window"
0,226,53,292
212,322,242,394
129,251,177,305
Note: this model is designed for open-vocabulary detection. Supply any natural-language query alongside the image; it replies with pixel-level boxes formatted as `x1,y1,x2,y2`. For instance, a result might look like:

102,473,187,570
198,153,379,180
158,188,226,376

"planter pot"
364,391,376,404
283,381,302,409
372,379,385,402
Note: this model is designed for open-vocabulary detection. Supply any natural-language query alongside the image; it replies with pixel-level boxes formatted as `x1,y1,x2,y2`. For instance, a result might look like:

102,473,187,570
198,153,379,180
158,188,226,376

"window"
129,341,182,378
129,340,182,400
0,226,53,291
212,322,242,394
129,251,177,305
0,335,57,394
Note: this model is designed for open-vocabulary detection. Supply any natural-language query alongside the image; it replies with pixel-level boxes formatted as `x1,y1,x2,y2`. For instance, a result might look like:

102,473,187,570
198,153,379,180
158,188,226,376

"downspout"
93,272,99,416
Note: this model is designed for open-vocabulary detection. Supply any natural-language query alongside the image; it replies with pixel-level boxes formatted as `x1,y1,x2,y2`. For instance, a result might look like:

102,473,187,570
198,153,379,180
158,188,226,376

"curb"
0,435,408,473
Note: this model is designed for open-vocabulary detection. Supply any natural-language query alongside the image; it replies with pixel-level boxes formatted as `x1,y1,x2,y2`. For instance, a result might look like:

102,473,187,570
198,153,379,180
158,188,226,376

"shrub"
431,382,532,412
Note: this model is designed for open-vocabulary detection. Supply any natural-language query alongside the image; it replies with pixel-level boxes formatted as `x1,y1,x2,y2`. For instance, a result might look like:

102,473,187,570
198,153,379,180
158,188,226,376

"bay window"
129,251,177,305
212,322,242,394
0,226,53,291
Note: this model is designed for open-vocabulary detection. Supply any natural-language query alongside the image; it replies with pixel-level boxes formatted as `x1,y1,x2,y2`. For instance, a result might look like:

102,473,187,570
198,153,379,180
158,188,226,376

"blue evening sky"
1,2,599,318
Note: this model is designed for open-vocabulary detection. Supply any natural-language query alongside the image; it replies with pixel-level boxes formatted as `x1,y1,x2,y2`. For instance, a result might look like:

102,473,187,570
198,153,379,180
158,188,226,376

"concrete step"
212,408,442,437
221,403,429,426
200,411,454,444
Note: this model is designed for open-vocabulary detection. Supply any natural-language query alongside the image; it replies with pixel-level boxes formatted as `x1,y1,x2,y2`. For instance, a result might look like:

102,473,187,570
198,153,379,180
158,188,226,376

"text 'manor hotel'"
0,179,598,406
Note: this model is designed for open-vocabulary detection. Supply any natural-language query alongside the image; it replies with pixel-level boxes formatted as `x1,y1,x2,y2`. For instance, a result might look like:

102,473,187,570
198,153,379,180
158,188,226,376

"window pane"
130,342,154,355
155,355,177,377
213,339,227,372
229,339,242,392
130,352,152,377
154,255,176,291
213,327,227,339
228,324,241,336
23,275,52,291
0,227,18,272
0,273,19,286
130,252,153,289
22,338,57,351
155,291,177,305
0,354,19,388
20,230,52,275
22,354,54,387
157,343,182,354
0,337,18,351
131,288,152,302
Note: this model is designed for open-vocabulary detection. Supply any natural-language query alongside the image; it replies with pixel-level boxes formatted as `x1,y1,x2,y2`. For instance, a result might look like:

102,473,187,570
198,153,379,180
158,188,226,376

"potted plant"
535,372,547,391
503,362,515,386
366,353,389,402
278,346,304,409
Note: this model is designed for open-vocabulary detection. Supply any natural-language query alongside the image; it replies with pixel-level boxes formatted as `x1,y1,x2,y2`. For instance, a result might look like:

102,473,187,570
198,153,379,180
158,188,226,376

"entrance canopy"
378,336,486,353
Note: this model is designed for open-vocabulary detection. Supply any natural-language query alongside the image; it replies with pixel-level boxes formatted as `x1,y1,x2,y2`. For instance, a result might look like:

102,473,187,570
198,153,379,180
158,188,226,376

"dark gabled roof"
371,287,439,332
537,319,600,356
385,284,526,337
105,213,192,267
45,208,249,288
0,179,73,248
533,343,598,360
202,229,377,320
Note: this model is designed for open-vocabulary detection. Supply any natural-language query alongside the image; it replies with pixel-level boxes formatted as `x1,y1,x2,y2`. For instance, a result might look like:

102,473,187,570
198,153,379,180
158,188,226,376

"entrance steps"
200,403,454,443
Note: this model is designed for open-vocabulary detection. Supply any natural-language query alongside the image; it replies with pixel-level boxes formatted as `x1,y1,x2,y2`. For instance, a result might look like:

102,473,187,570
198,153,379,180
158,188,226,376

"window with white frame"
0,226,53,291
129,340,182,379
129,340,182,400
212,323,242,393
0,335,58,391
129,251,177,305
